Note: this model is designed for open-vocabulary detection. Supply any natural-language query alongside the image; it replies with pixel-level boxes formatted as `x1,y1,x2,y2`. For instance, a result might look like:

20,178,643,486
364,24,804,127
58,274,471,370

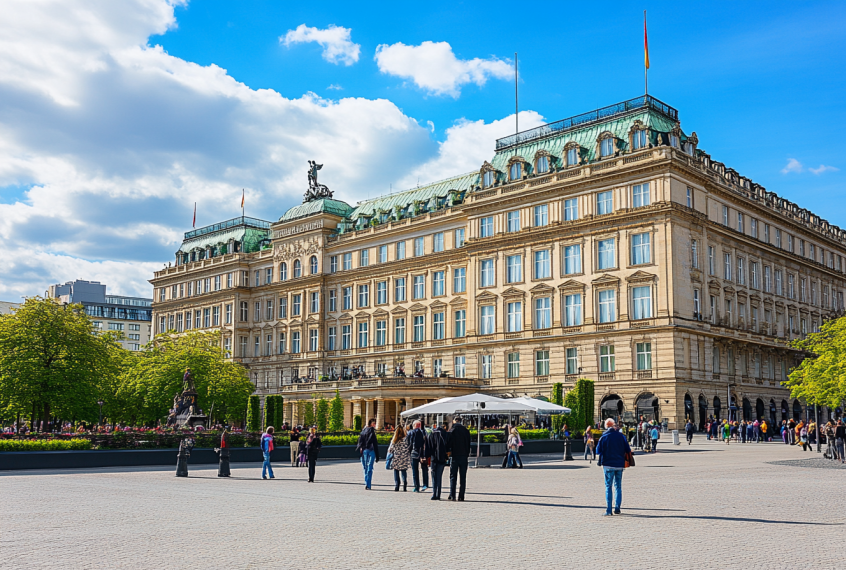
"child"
297,438,307,467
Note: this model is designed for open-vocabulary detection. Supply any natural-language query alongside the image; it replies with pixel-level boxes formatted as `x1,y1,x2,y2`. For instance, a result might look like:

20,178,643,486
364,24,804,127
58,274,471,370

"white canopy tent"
510,397,571,415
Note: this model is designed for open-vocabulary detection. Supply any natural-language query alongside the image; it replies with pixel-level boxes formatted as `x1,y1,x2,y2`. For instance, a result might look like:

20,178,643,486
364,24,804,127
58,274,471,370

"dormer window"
632,129,648,150
509,162,522,181
600,136,615,158
483,170,495,187
536,155,549,174
669,133,679,148
567,148,578,166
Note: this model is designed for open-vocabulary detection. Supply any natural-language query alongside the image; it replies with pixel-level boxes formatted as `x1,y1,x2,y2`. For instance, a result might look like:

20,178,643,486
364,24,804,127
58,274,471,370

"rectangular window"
328,290,336,313
596,191,613,215
266,300,274,320
310,292,319,313
600,345,615,372
254,302,261,322
454,356,466,378
534,297,551,329
751,218,758,238
722,205,728,226
330,256,338,273
567,147,578,166
291,332,301,354
225,304,232,324
598,238,615,270
708,246,715,275
343,253,352,270
454,228,465,248
507,210,520,232
636,342,652,370
376,320,386,346
507,302,522,332
764,224,770,244
378,245,388,263
327,327,336,351
357,322,368,348
480,216,494,238
631,233,651,265
481,355,493,379
564,244,581,274
598,290,616,323
564,198,578,221
686,187,693,208
394,318,405,344
433,312,445,340
414,237,424,257
360,249,369,267
377,281,387,304
534,204,548,227
343,287,352,310
213,306,220,326
737,258,745,285
432,271,445,296
535,350,550,376
453,268,466,293
788,275,795,299
413,275,425,299
600,137,615,157
506,255,522,283
265,268,272,285
787,234,793,253
737,212,744,233
454,310,466,338
195,310,201,329
725,299,732,325
395,278,406,302
751,262,759,289
775,270,783,296
691,239,698,269
724,253,732,280
564,294,582,326
632,286,652,319
240,302,248,322
358,284,369,307
534,250,551,279
396,241,406,260
292,294,301,316
764,266,771,293
775,229,781,248
239,337,247,357
254,336,260,357
341,325,351,349
480,306,495,335
632,183,650,207
433,232,444,253
413,315,425,342
480,259,495,287
226,273,232,288
566,347,578,374
507,352,520,378
309,329,318,352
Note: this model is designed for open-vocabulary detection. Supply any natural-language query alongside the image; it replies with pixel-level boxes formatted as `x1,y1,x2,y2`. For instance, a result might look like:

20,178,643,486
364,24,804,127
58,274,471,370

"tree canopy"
785,316,846,408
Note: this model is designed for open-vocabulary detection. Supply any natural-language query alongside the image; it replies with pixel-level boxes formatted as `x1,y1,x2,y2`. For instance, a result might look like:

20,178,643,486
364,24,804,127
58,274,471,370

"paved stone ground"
2,436,844,569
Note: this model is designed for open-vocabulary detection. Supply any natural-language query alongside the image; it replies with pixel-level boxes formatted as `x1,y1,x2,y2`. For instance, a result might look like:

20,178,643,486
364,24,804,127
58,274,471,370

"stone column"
375,399,384,430
364,400,372,424
396,399,404,426
344,399,353,428
352,399,362,427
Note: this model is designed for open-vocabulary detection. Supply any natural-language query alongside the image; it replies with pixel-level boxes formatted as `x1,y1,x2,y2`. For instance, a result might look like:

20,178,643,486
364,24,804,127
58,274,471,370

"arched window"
310,255,318,275
632,129,648,150
483,170,495,187
536,155,549,174
279,262,288,281
600,136,615,158
293,259,302,278
509,162,522,181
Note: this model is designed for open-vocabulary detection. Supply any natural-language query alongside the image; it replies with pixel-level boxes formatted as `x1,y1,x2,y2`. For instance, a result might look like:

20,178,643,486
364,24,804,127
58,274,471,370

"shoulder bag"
624,450,635,468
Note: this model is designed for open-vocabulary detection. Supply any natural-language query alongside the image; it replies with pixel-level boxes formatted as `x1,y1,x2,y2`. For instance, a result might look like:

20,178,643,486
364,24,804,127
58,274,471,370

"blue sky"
0,0,844,299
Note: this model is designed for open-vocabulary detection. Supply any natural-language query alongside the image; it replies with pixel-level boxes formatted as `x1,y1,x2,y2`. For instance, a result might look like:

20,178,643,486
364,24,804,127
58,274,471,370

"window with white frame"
453,268,466,293
534,204,548,227
454,310,466,338
567,147,579,166
265,299,273,320
751,262,759,289
291,332,301,354
396,241,406,260
358,284,369,307
737,212,744,233
598,290,616,323
724,253,732,281
310,292,319,313
632,183,650,208
394,318,405,344
564,293,582,326
564,198,578,221
309,329,318,351
507,302,522,332
534,250,551,279
483,170,495,187
632,129,647,149
480,306,495,335
507,210,520,233
536,155,549,174
310,256,318,274
432,271,445,296
708,246,715,275
292,294,301,316
632,286,652,319
598,238,615,270
357,322,368,347
343,253,352,270
737,257,745,285
564,244,581,274
566,347,578,374
376,320,386,346
413,275,425,299
764,266,771,293
686,187,693,208
414,237,424,257
378,245,388,263
636,342,652,370
327,327,336,350
329,257,337,274
376,281,387,304
433,312,445,340
507,352,520,378
534,297,551,329
600,137,615,157
506,255,522,283
340,325,352,350
343,287,352,310
509,162,522,181
413,315,425,341
480,259,495,287
433,232,444,253
480,216,494,238
293,259,302,278
596,191,613,215
631,233,650,265
722,205,728,226
455,228,465,248
600,345,615,372
535,350,550,376
395,278,406,302
454,355,466,377
481,354,493,379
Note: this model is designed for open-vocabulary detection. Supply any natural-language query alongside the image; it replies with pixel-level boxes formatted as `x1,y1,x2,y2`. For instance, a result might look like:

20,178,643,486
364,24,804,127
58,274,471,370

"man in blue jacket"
596,418,632,516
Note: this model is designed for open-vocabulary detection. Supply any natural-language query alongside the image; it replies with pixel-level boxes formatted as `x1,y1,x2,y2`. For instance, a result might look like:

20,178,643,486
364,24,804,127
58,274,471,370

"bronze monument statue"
304,160,333,202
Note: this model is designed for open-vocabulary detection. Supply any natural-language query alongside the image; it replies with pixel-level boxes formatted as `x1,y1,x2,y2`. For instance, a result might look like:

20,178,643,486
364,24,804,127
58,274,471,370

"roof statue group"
304,160,333,203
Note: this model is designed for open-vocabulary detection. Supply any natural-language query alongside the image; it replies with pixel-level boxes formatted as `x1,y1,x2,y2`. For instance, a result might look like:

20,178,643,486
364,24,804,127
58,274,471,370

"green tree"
316,398,329,432
247,395,261,432
563,389,583,433
301,400,315,428
264,395,284,429
353,415,363,431
576,378,595,429
785,316,846,408
0,297,125,429
550,383,564,431
329,390,345,431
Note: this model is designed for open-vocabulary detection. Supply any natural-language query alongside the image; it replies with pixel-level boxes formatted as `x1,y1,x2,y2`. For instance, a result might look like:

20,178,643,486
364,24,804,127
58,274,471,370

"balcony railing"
495,95,678,150
278,375,486,393
183,216,271,240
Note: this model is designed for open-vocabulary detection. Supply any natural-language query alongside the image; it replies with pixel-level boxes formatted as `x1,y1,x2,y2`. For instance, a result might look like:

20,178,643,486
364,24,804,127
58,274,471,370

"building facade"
47,280,153,351
150,96,846,429
0,301,21,315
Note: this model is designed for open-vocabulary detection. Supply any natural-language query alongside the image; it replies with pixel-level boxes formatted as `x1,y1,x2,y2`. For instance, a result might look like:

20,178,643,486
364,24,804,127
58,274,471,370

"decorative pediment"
708,279,722,292
338,313,352,321
722,285,736,295
372,308,389,317
287,319,302,327
480,160,496,173
748,294,761,304
502,287,526,298
476,291,498,302
306,314,320,323
534,149,553,160
409,303,427,313
592,273,620,286
449,297,467,307
390,306,408,315
626,270,656,283
430,300,447,311
563,140,580,151
529,283,555,295
558,279,586,293
354,311,371,319
506,155,527,167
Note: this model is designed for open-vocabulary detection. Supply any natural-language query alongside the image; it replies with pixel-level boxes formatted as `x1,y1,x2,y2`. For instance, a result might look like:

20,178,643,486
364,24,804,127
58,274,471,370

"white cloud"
781,158,803,174
809,164,839,175
375,41,512,97
327,83,343,90
281,24,360,66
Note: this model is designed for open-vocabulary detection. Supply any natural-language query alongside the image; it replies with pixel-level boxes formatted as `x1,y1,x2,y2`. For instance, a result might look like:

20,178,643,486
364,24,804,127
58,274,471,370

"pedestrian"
685,419,694,445
650,423,659,452
216,425,231,477
261,426,275,480
387,424,410,492
427,421,449,500
722,421,731,445
447,417,471,501
834,420,845,464
406,420,429,492
799,424,810,451
506,428,521,467
355,418,380,490
739,420,747,443
823,421,836,460
297,438,307,467
596,418,632,516
584,427,596,461
305,427,322,482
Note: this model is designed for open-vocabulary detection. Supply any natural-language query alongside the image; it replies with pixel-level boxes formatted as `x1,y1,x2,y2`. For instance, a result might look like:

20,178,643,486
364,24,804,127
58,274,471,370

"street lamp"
97,400,105,426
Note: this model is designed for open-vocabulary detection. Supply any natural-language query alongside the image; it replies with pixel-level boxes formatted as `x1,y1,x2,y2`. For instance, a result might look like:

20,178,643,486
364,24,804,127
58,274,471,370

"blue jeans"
430,461,446,499
262,451,274,478
603,467,623,514
506,450,519,468
361,449,376,488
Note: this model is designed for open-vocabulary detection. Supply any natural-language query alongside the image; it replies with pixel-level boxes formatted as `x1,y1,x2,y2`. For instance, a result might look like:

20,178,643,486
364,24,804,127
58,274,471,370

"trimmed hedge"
0,439,92,452
321,434,392,446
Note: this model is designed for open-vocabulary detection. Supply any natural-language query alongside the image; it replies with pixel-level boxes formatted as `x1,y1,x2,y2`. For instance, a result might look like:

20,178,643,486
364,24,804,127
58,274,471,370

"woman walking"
305,427,322,482
506,428,521,468
387,424,411,491
834,420,845,463
799,423,810,451
584,428,596,462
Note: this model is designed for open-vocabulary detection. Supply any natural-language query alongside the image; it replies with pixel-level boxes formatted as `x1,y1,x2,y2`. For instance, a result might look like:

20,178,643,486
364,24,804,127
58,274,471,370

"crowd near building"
150,95,846,430
47,280,153,351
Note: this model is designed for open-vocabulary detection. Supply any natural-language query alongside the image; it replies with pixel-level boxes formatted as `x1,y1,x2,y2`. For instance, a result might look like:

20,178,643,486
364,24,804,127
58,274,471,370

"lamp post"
97,400,104,426
815,403,821,453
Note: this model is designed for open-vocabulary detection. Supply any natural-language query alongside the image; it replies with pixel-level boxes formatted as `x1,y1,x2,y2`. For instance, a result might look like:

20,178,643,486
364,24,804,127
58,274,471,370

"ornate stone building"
150,96,846,429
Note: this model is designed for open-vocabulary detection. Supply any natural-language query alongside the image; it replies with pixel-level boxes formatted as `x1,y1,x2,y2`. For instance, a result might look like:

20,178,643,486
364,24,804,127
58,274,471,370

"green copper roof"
279,198,354,222
348,171,478,220
179,226,269,253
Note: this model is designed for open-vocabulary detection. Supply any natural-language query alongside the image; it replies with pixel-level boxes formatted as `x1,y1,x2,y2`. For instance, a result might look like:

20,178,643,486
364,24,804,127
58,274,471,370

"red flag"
644,11,650,70
192,202,196,228
241,189,245,209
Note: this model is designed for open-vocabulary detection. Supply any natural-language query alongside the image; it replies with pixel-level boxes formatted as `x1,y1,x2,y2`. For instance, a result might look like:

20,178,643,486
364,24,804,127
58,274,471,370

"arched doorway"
729,395,738,422
684,394,694,424
769,400,777,425
600,394,623,421
698,395,708,430
793,400,803,421
755,398,765,421
636,393,659,422
713,396,722,420
781,400,789,422
742,398,752,421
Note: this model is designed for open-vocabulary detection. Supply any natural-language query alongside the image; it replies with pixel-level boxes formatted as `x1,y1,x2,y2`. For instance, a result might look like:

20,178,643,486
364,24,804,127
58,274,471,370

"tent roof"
511,397,571,415
400,393,536,417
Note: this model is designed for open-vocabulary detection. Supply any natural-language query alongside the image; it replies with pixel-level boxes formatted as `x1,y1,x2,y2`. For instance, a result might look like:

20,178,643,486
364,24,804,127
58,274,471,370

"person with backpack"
427,422,449,501
305,427,322,482
261,426,275,480
406,420,429,492
685,420,695,445
447,417,471,501
355,418,380,490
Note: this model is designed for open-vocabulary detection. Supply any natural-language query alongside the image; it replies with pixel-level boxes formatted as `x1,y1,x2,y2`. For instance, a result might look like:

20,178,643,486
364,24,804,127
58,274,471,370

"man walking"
407,420,429,492
596,418,631,516
355,418,380,490
685,419,695,445
427,421,449,501
447,417,471,501
261,426,275,480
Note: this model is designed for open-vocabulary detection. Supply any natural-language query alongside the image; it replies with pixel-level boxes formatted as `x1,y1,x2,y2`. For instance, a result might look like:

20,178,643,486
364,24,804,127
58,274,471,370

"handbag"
385,452,394,470
624,450,635,468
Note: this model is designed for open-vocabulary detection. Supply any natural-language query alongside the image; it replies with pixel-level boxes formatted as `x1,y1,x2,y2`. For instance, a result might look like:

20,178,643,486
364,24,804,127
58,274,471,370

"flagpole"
514,52,519,137
644,10,648,97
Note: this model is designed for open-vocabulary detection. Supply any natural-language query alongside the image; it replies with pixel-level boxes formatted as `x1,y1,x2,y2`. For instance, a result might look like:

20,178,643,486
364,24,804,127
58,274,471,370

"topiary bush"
0,439,92,452
353,415,363,431
247,395,261,432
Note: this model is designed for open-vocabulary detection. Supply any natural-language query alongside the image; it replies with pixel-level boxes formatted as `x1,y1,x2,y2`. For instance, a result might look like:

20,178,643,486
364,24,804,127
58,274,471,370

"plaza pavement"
1,436,844,569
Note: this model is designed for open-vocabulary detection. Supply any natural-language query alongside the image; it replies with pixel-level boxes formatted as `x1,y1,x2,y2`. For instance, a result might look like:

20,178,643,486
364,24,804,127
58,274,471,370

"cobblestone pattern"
767,457,846,469
1,437,844,569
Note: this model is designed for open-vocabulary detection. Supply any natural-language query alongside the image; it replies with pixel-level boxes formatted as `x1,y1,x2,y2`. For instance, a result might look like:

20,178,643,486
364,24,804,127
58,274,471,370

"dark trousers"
686,432,693,444
430,461,446,499
393,469,407,489
449,455,469,499
307,457,317,481
411,456,429,489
